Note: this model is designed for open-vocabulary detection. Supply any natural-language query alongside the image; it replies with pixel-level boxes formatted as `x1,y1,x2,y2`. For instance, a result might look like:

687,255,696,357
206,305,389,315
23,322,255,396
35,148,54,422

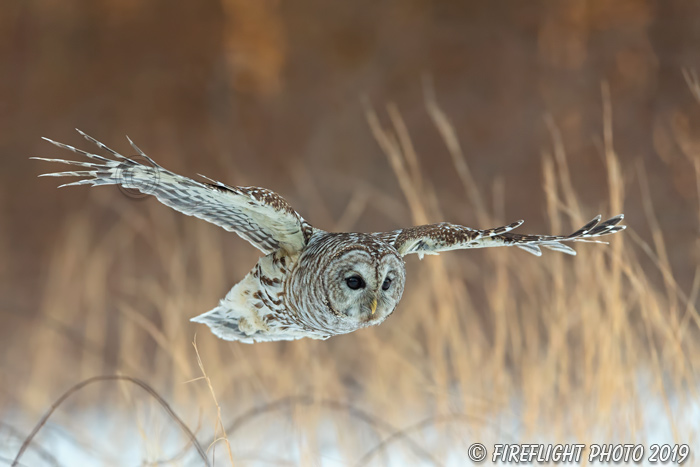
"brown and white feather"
33,130,626,343
34,130,312,255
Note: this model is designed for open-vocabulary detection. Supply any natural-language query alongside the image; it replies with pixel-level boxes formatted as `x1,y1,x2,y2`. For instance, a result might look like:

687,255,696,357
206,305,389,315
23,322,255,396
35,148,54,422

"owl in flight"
34,130,626,343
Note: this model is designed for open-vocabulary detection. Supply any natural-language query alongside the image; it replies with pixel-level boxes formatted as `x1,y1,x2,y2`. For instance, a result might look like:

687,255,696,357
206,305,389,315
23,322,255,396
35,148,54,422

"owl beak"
370,298,378,315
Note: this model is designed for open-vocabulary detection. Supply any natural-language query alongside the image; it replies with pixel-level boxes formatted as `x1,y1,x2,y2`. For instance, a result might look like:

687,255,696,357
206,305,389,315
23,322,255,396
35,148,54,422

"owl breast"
237,248,333,341
195,248,322,342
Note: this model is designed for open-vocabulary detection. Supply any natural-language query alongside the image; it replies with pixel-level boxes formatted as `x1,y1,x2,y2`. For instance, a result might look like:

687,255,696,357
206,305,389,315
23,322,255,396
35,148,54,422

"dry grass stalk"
6,87,700,464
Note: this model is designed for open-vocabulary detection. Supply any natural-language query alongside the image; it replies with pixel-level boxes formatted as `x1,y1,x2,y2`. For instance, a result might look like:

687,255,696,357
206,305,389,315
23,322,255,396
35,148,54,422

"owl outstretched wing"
33,130,313,255
381,215,625,258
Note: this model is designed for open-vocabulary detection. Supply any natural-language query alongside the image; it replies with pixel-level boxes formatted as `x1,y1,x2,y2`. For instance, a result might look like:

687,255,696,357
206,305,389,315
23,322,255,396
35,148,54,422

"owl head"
285,232,406,334
318,236,406,329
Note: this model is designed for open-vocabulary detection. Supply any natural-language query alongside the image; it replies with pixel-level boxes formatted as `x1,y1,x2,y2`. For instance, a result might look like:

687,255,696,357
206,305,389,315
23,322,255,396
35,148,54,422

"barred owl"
34,131,626,343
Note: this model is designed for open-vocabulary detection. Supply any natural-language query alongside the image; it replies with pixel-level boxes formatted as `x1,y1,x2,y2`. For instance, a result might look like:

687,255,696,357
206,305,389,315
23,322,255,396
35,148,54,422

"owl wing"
380,215,625,258
33,130,313,255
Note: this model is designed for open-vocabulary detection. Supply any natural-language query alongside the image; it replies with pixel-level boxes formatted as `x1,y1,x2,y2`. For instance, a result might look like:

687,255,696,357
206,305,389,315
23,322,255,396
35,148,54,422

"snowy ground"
3,382,699,466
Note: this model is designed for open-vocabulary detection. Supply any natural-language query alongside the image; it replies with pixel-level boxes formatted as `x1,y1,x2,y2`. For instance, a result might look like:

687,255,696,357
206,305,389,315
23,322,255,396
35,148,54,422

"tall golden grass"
6,84,700,465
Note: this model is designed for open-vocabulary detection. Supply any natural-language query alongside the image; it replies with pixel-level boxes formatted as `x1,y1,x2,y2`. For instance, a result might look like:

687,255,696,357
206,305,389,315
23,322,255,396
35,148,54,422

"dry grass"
4,87,700,465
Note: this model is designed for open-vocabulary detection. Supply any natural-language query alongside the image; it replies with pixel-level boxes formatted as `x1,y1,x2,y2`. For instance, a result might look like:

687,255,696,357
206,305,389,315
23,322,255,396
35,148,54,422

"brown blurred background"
3,0,700,318
2,0,700,463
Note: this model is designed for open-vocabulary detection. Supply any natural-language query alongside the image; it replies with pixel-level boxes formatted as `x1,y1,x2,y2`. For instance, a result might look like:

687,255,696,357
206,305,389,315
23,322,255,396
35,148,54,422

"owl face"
323,247,405,326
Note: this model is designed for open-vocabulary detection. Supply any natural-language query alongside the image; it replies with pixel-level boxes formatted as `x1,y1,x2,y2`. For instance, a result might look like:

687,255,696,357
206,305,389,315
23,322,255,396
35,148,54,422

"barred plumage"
34,130,626,343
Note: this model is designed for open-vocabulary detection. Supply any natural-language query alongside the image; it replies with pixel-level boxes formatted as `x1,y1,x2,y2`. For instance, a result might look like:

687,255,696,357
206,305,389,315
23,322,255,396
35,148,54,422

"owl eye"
345,275,365,290
382,278,392,291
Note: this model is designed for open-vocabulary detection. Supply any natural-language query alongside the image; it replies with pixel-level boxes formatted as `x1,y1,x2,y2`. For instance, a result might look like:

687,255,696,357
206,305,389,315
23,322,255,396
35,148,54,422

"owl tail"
191,305,254,343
